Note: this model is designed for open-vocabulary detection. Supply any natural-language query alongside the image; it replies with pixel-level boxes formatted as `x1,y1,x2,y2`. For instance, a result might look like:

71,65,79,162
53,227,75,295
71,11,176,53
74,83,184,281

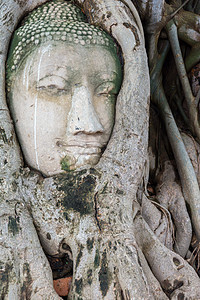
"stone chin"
40,151,101,177
60,151,101,173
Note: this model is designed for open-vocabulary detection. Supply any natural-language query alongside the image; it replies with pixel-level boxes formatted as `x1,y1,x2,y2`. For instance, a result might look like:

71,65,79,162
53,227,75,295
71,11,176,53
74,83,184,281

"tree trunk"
1,0,200,299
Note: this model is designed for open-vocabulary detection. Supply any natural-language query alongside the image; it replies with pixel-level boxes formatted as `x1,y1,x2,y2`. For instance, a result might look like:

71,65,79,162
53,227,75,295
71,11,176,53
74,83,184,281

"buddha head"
6,0,122,176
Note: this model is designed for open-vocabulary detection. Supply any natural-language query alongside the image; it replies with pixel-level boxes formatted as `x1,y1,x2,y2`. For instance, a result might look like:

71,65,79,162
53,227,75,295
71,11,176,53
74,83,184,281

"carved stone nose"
67,86,104,135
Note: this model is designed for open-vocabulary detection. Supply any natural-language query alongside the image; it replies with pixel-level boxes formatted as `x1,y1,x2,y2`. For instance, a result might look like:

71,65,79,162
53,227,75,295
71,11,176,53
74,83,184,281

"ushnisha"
6,0,118,91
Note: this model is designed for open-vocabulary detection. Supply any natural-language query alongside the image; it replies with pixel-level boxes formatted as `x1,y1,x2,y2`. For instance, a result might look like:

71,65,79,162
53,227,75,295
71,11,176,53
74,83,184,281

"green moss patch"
54,168,100,217
60,156,71,172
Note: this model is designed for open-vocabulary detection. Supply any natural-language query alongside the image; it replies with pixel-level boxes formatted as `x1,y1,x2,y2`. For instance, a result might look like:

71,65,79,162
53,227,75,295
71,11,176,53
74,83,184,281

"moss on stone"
60,156,71,172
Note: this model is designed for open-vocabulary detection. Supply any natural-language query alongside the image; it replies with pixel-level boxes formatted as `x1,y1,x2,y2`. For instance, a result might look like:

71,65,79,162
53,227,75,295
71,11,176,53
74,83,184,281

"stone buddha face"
6,1,122,176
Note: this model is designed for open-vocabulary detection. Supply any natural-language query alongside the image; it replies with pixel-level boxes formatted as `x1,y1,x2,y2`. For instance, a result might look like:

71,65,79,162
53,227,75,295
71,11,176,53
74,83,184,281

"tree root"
31,288,61,300
142,194,174,251
136,247,169,300
112,235,154,300
174,9,200,71
181,132,200,185
0,201,61,300
133,215,200,299
156,161,192,257
166,20,200,142
151,43,200,242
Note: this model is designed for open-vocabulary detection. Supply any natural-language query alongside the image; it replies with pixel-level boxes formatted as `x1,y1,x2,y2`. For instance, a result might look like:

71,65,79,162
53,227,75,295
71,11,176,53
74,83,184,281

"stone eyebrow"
38,65,79,81
36,75,68,91
38,74,67,82
89,71,118,82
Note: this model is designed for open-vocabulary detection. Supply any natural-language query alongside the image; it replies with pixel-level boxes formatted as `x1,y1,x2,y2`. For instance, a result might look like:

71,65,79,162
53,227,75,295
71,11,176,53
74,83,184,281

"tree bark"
0,0,151,298
1,0,200,299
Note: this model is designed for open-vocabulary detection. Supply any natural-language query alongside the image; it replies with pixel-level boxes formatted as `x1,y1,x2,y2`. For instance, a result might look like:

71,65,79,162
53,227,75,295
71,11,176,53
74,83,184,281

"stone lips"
6,0,117,90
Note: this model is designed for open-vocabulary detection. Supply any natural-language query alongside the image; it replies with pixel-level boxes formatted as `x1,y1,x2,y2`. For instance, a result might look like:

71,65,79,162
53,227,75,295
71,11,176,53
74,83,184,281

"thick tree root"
175,9,200,71
134,215,200,299
0,201,61,299
22,172,152,299
142,194,174,251
111,235,154,300
181,132,200,185
136,247,169,300
166,20,200,142
151,48,200,242
156,161,192,257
